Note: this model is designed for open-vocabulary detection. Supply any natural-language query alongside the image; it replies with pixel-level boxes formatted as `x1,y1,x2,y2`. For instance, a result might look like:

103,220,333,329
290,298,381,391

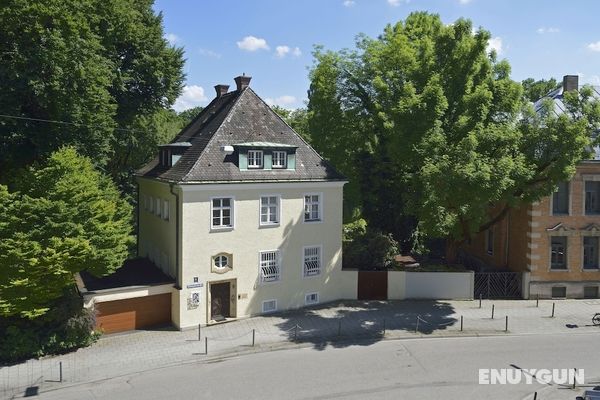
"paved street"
31,332,600,400
3,299,600,399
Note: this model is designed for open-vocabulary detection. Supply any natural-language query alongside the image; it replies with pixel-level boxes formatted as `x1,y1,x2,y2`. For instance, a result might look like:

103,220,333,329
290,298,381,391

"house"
462,75,600,299
128,75,357,330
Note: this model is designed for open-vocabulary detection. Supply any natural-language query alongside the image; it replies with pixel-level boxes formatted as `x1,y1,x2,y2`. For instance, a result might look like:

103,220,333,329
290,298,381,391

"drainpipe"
170,183,181,289
505,211,510,269
135,179,140,257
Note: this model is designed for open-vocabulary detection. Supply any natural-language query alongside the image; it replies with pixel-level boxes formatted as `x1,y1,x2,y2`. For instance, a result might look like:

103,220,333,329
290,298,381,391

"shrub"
343,221,399,270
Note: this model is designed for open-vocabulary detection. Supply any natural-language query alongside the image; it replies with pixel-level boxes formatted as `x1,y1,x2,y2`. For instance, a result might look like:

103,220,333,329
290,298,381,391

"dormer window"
247,150,263,169
272,151,287,169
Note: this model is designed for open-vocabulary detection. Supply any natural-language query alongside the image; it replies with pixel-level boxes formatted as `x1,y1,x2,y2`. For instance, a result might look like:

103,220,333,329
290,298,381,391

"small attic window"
248,150,263,169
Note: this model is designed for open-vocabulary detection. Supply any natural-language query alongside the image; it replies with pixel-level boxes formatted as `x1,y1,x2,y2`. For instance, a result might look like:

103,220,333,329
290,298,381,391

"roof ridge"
180,88,248,181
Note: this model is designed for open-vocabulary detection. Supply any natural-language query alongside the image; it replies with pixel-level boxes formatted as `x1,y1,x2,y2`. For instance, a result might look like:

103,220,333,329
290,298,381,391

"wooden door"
210,282,230,320
357,271,388,300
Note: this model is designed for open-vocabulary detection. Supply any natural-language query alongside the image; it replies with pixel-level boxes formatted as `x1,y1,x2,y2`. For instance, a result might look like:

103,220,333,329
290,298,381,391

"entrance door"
210,282,230,321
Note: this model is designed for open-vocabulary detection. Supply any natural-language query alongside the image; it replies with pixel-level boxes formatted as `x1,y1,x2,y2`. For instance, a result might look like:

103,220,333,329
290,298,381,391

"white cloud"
537,27,560,34
237,36,269,52
458,0,472,4
387,0,408,6
275,45,302,58
579,72,600,86
173,85,208,112
587,41,600,52
343,0,355,6
264,95,298,108
165,33,179,45
487,37,503,55
199,48,221,59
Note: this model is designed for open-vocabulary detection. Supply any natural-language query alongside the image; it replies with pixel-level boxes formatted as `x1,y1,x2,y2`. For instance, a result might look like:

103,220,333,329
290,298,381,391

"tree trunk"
445,239,461,265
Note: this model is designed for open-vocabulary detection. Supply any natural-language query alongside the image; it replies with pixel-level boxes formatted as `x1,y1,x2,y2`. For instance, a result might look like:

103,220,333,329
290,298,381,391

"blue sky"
154,0,600,112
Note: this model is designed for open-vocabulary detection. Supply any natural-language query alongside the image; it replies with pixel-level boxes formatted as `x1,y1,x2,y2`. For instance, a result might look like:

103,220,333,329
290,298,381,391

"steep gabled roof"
137,84,345,183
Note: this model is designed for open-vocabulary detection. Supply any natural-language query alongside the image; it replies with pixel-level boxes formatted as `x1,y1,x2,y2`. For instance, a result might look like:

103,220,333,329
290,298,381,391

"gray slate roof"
534,85,600,116
137,86,345,183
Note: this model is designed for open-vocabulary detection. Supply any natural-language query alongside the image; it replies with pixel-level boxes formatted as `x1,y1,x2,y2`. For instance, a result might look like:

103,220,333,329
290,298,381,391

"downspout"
135,178,140,257
170,183,181,289
505,211,510,269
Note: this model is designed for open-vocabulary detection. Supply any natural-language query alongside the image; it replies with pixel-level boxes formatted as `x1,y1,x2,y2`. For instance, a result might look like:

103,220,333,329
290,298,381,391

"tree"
307,12,599,258
522,78,560,102
0,148,134,318
177,106,204,126
271,105,311,142
0,0,185,183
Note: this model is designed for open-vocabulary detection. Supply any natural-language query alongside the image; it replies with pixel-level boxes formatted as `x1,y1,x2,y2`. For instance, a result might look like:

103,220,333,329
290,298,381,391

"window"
260,196,280,225
584,286,599,299
155,197,162,218
584,237,599,269
214,254,230,269
305,292,319,305
163,200,170,221
304,194,321,222
247,150,263,169
262,299,277,313
550,236,567,269
586,181,600,215
485,228,494,255
212,197,233,228
551,286,566,298
259,250,280,283
303,246,321,277
552,182,569,215
272,151,287,168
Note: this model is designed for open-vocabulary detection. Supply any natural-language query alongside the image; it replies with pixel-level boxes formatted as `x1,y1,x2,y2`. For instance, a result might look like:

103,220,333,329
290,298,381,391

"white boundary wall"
388,271,474,300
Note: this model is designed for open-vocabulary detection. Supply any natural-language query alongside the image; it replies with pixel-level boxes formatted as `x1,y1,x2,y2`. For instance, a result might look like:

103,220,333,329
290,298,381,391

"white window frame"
305,292,319,305
211,196,234,230
262,299,277,313
247,150,263,169
213,254,230,269
303,193,322,223
163,199,170,221
303,245,322,278
259,195,280,226
155,197,162,218
259,250,281,284
272,151,287,169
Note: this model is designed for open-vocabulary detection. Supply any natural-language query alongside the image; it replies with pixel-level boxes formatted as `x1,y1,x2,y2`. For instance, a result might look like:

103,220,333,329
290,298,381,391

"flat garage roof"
79,258,175,292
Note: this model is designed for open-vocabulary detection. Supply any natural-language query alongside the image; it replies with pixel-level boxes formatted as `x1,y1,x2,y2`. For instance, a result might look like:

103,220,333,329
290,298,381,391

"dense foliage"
307,12,600,257
0,148,134,319
343,219,399,270
0,0,185,185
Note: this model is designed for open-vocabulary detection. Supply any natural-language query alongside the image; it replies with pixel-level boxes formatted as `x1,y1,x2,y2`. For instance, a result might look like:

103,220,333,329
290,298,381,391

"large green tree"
0,148,134,318
307,12,599,256
0,0,185,184
521,77,560,102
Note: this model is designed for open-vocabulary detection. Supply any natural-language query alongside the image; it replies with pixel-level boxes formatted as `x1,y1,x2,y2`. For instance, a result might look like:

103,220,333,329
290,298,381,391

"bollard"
382,318,386,336
460,315,463,331
533,392,537,400
252,329,255,347
491,304,495,319
479,294,482,308
536,294,539,308
198,323,202,341
505,316,508,332
551,302,555,318
338,319,342,337
294,325,298,341
573,368,577,389
415,316,420,333
205,337,208,355
59,361,63,383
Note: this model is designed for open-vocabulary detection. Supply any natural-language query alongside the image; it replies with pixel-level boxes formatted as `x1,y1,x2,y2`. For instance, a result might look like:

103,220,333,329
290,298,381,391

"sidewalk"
3,298,600,399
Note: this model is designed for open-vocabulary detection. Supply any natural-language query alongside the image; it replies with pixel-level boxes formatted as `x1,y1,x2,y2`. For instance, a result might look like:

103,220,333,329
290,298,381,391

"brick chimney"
563,75,579,93
234,74,251,91
214,84,229,98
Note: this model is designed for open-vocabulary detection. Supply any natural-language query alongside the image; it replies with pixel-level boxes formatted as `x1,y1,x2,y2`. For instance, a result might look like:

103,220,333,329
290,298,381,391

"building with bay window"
134,75,356,329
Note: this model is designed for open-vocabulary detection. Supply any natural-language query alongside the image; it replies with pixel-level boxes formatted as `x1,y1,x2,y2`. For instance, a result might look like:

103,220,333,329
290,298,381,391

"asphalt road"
33,332,600,400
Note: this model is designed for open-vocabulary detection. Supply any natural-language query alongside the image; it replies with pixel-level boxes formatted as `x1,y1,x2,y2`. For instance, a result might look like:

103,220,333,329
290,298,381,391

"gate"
474,272,522,299
358,271,388,300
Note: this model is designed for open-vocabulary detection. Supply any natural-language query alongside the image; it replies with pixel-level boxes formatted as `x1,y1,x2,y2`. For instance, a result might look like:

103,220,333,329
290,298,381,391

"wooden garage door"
95,293,171,334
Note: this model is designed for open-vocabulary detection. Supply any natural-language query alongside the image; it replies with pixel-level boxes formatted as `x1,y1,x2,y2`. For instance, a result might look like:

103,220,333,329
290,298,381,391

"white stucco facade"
138,179,357,329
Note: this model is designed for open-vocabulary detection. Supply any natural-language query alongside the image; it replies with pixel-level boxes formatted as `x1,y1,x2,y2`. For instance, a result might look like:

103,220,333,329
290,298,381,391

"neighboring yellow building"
135,75,357,329
463,75,600,299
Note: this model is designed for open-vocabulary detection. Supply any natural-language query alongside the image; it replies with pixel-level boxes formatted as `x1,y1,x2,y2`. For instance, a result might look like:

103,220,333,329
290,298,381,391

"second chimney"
563,75,579,93
214,84,229,98
234,74,252,91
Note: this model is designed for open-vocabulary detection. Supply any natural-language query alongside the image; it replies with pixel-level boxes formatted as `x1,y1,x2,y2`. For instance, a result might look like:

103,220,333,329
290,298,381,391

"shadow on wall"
264,300,457,351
